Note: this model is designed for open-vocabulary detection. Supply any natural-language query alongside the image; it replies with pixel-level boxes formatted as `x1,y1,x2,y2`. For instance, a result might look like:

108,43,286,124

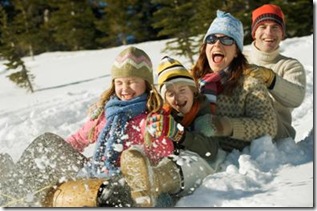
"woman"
192,10,277,151
120,10,278,208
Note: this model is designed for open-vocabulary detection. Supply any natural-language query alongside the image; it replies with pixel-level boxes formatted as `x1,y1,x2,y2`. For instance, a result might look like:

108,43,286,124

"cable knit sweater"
216,75,277,151
244,42,306,140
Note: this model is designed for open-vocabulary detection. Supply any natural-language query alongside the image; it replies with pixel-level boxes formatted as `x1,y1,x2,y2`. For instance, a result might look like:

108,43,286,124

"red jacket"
66,112,174,164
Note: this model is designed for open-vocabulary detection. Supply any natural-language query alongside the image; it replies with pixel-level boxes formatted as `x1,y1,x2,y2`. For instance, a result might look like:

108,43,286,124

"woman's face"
114,77,146,101
164,83,194,114
205,33,238,72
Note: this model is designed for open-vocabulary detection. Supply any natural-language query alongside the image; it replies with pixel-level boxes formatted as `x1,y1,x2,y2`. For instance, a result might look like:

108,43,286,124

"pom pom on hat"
157,56,196,98
203,10,244,52
111,46,153,84
251,4,285,38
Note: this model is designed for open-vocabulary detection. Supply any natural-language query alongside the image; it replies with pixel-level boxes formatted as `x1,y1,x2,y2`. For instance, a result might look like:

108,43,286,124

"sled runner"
0,132,86,207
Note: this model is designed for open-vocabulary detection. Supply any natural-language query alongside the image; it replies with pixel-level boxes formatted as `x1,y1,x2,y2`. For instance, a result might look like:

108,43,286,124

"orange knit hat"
251,4,285,38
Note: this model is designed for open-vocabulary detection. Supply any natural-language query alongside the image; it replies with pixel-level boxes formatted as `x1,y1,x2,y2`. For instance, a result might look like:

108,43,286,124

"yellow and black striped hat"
157,56,196,97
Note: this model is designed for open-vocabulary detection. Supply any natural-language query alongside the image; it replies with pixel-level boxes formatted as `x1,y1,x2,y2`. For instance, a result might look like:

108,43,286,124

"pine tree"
152,0,199,65
274,0,313,37
0,5,34,93
97,0,144,46
46,0,98,51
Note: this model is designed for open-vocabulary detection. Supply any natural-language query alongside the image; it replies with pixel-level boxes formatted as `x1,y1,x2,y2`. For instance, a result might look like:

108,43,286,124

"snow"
0,34,313,208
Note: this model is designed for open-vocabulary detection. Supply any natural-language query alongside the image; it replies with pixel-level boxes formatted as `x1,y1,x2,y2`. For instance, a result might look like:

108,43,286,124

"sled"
0,132,86,207
0,153,14,181
42,175,173,207
0,132,175,207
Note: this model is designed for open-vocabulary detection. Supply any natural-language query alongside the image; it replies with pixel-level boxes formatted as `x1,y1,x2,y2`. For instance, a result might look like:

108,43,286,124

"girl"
46,46,174,207
121,56,223,207
66,46,173,177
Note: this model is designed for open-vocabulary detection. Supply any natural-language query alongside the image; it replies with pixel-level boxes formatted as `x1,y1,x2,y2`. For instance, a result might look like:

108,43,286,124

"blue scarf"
91,93,147,177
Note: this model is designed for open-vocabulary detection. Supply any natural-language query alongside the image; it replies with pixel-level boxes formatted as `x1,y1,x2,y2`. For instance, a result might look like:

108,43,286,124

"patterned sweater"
244,42,306,139
215,74,277,151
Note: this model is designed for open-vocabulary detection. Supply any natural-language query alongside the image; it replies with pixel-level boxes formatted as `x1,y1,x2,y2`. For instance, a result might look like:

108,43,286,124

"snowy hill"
0,34,313,207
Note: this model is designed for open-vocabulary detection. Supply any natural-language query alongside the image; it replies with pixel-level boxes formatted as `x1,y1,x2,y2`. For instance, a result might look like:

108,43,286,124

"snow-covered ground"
0,34,313,208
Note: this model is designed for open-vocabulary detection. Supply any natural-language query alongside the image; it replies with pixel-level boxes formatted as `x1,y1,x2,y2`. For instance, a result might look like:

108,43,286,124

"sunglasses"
205,34,235,46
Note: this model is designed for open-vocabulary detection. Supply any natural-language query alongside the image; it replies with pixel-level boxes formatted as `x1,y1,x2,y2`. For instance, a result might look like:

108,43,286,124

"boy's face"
164,83,194,114
254,21,283,53
114,76,146,101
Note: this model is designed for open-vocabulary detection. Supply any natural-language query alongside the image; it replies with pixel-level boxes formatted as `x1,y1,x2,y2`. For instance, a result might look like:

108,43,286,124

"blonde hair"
87,80,163,140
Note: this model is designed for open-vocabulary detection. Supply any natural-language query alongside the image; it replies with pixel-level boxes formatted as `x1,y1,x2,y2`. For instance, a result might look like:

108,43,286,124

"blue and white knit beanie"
203,10,244,52
111,46,153,84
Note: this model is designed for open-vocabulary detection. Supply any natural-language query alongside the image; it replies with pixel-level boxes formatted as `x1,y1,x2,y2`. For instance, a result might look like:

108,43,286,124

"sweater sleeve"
66,115,105,152
270,58,306,107
230,81,277,141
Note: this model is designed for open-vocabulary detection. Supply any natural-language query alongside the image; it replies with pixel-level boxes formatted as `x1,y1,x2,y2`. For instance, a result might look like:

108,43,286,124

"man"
244,4,306,140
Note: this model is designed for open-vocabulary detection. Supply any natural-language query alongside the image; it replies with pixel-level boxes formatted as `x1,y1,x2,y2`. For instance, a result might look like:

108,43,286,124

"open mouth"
263,38,275,43
212,52,224,63
175,100,187,110
121,94,134,100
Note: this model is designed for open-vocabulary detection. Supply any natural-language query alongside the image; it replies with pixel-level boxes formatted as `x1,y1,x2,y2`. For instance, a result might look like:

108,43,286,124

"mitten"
194,115,232,137
146,113,184,142
212,116,233,137
245,66,276,89
194,114,216,137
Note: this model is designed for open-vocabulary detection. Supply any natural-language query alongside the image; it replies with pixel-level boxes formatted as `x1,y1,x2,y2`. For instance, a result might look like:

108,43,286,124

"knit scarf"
91,93,147,178
199,68,230,114
163,100,200,128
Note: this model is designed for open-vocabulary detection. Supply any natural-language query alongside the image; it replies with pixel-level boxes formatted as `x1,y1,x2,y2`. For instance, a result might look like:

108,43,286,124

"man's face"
254,21,283,53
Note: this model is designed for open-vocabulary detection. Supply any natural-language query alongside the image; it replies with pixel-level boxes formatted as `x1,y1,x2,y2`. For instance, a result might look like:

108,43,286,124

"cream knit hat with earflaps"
157,56,196,98
111,46,153,84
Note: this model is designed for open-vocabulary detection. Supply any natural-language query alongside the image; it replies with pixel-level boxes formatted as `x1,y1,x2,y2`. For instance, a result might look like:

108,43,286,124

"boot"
43,178,105,207
120,147,181,207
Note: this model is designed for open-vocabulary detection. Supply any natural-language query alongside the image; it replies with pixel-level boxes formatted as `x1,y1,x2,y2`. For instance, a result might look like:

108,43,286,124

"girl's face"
205,33,238,72
164,83,194,114
114,77,146,101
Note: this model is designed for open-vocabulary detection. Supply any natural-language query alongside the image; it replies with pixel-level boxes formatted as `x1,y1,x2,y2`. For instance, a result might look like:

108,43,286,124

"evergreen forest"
0,0,313,92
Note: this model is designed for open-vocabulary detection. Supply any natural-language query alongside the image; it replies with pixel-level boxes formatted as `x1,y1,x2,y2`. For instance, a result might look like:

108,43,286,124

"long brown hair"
191,43,248,95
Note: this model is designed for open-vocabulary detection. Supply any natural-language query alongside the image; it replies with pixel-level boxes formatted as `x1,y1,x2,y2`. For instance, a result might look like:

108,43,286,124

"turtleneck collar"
250,41,280,65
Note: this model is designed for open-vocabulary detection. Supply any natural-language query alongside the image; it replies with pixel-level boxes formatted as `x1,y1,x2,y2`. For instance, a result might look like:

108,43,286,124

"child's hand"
146,113,184,142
